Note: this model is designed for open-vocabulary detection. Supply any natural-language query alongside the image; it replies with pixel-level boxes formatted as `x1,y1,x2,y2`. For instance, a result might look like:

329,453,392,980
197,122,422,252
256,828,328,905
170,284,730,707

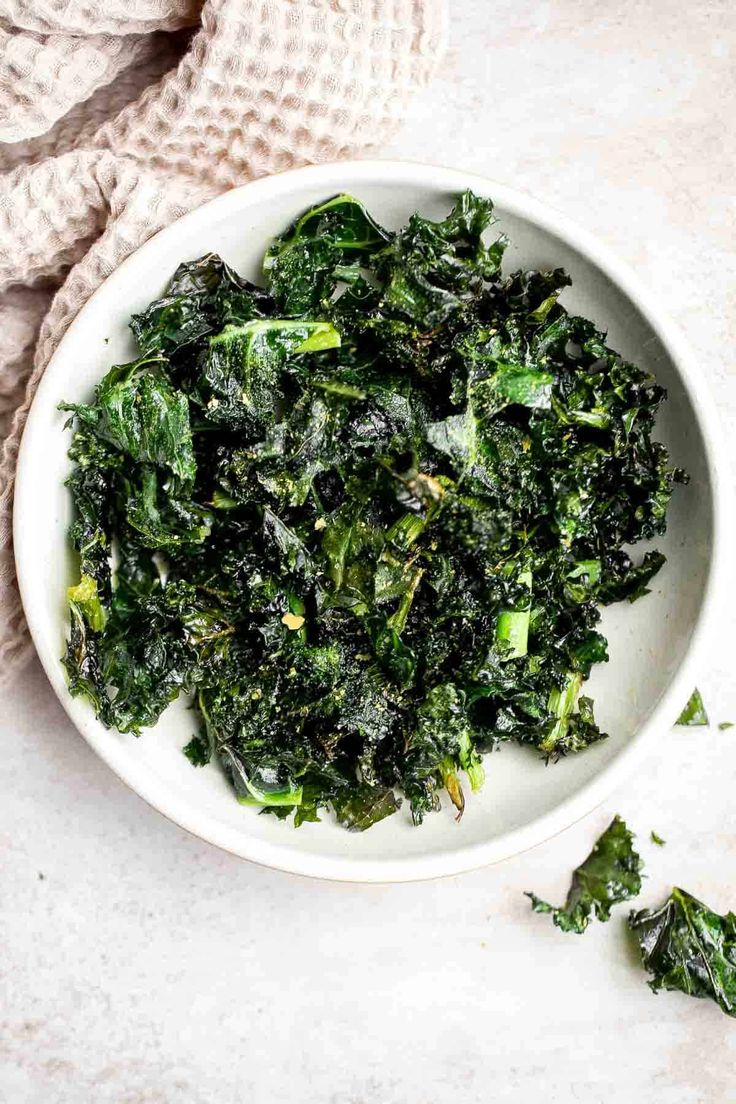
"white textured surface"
3,2,736,1101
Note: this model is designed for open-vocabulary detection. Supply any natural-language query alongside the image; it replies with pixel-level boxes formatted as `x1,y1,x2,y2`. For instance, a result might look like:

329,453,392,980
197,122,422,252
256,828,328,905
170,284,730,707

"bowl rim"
14,159,729,882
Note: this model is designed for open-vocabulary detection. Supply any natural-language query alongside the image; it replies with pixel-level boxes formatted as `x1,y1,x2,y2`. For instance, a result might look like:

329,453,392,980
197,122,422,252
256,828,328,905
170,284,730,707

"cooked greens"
61,190,682,829
676,688,709,726
527,815,643,933
630,888,736,1017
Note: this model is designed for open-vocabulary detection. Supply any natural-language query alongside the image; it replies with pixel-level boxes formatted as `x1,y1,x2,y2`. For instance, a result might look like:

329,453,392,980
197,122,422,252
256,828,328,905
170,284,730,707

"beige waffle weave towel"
0,0,446,683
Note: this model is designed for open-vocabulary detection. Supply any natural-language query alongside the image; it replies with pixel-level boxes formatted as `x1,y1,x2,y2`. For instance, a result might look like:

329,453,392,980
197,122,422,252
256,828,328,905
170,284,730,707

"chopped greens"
718,722,733,731
630,888,736,1018
527,815,643,933
61,190,682,829
650,831,666,847
676,689,708,726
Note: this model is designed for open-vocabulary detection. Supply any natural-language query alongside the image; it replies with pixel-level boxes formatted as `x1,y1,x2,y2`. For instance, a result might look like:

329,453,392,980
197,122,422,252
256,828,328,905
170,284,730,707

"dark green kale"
332,783,400,832
676,688,709,726
630,888,736,1017
527,816,643,933
375,189,507,326
130,253,273,355
264,194,391,316
61,191,682,829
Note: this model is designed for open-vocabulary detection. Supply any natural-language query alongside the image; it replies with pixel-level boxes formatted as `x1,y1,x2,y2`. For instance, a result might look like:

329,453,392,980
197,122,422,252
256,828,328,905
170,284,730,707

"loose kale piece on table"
61,190,683,829
527,816,643,933
676,688,709,726
630,888,736,1018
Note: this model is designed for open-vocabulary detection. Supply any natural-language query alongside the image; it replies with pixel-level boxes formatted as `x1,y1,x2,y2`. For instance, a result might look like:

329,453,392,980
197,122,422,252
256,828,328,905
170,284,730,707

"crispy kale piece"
130,253,273,355
61,191,682,829
676,688,709,726
264,194,391,315
527,816,643,933
332,784,400,832
375,190,507,327
630,888,736,1017
62,355,197,482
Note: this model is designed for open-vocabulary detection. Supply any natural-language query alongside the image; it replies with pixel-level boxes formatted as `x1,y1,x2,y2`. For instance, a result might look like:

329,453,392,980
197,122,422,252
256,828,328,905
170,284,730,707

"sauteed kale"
61,191,682,829
630,887,736,1018
527,815,643,933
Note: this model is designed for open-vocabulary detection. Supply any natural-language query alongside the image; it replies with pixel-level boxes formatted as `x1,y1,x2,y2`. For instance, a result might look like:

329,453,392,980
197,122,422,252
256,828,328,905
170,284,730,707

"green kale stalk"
61,190,683,829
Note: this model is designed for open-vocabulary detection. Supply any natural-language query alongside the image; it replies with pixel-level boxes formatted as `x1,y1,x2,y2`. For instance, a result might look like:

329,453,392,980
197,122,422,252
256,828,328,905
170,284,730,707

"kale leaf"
332,783,400,832
130,253,273,355
527,816,643,933
61,191,682,830
264,194,391,315
630,888,736,1017
676,688,709,726
376,190,506,327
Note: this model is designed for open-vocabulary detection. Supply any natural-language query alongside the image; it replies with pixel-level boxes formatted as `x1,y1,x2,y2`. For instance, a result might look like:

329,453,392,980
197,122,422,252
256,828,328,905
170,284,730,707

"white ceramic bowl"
14,161,726,882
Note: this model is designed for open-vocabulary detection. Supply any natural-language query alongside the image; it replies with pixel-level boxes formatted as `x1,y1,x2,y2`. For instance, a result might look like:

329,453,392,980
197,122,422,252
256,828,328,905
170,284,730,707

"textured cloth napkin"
0,0,446,685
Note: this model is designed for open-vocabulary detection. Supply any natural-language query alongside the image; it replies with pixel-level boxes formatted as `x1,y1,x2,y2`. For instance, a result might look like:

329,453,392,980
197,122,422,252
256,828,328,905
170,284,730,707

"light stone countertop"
3,3,736,1101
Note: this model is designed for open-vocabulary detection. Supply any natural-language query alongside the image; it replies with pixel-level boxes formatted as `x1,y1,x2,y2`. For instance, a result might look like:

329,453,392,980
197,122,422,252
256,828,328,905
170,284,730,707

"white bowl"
14,161,726,882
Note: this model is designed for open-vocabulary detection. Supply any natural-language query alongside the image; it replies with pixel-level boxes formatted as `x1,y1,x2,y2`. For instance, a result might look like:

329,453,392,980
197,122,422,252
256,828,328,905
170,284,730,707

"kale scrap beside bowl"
527,815,643,933
61,190,684,830
630,888,736,1018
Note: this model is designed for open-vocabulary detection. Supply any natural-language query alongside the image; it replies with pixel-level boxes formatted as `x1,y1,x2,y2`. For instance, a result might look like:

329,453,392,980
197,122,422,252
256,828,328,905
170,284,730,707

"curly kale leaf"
183,732,212,767
527,816,643,933
64,356,196,482
630,888,736,1018
63,575,108,716
332,784,400,832
67,574,106,633
63,424,120,593
264,194,391,315
376,189,507,327
123,467,212,550
201,319,340,429
130,253,273,355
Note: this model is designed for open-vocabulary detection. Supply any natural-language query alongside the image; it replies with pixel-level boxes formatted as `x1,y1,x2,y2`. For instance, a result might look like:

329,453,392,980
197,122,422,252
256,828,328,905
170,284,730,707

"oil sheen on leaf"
630,887,736,1018
526,816,643,933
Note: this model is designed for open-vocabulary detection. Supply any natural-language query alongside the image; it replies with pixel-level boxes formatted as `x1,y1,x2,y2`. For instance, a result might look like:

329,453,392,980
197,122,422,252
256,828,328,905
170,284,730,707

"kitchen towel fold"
0,0,446,684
